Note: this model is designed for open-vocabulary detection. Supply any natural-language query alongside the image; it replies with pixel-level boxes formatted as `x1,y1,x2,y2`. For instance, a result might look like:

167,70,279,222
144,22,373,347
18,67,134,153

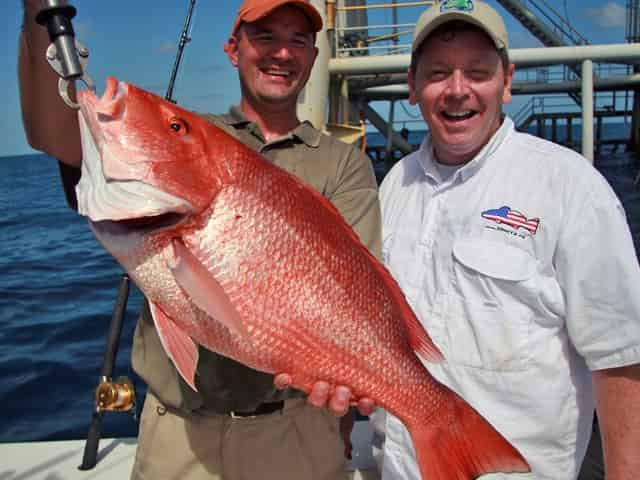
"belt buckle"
229,410,257,419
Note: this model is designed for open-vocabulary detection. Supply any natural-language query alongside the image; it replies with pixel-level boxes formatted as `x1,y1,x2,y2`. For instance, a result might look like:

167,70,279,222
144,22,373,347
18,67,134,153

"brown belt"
229,400,285,418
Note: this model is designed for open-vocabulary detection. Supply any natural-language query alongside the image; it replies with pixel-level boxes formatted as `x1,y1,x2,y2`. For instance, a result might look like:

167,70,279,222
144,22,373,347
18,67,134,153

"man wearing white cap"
372,0,640,478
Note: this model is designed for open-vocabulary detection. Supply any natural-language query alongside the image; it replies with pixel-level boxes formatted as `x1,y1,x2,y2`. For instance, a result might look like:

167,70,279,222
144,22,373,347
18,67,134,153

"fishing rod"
34,0,135,471
37,0,199,469
79,275,134,471
50,0,194,469
166,0,197,103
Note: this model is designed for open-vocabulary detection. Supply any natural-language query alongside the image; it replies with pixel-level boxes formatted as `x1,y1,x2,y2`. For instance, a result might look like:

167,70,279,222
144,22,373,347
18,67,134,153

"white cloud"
584,2,626,29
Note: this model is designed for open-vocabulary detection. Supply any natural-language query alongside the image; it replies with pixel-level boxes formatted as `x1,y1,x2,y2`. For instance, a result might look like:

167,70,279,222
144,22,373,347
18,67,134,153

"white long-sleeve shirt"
375,117,640,479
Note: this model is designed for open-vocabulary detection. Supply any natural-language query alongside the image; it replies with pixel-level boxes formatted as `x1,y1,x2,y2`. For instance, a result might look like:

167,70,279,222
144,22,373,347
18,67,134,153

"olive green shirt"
62,106,382,413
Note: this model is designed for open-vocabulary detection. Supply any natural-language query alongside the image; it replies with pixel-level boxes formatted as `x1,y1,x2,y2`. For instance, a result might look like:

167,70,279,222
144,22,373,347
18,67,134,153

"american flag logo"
481,206,540,234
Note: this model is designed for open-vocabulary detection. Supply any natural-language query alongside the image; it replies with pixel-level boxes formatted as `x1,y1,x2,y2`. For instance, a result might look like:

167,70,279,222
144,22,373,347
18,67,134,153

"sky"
1,0,632,157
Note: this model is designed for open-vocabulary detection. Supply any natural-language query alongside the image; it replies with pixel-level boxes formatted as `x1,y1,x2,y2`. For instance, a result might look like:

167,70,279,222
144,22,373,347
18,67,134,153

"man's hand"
274,374,375,417
275,374,376,460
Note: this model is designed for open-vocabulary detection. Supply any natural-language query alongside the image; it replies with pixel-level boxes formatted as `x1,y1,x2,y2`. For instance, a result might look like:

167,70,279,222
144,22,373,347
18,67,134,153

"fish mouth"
78,77,125,124
91,211,188,237
116,212,185,230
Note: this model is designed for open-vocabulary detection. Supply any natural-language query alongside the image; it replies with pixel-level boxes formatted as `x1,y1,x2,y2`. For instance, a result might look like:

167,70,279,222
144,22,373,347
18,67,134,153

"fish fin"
168,238,248,339
404,310,443,363
149,301,199,391
406,388,530,480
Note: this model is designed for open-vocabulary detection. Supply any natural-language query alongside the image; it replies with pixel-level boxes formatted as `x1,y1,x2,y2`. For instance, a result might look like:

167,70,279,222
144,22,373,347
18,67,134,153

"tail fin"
406,389,530,480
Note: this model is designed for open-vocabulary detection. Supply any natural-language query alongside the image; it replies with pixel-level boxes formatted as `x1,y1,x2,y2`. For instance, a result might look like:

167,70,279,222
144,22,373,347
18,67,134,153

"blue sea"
1,132,639,443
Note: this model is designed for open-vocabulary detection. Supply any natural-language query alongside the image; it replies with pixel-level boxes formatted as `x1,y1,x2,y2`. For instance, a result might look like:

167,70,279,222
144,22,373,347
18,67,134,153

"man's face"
226,6,318,111
408,27,514,165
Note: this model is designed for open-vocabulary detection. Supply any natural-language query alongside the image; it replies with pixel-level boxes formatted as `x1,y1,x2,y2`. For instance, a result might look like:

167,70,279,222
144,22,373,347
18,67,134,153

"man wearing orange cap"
19,0,381,479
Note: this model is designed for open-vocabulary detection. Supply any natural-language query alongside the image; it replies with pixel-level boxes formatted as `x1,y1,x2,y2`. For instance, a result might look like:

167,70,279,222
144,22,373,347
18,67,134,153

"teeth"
446,111,472,117
264,70,291,77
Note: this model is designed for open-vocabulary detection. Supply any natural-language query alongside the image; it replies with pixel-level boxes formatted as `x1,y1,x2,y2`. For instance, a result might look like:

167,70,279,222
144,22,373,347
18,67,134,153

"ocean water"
0,155,145,442
1,141,639,443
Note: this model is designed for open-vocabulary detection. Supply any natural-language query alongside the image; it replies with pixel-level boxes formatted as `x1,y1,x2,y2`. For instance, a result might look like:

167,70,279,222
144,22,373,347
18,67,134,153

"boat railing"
513,92,633,127
515,63,632,85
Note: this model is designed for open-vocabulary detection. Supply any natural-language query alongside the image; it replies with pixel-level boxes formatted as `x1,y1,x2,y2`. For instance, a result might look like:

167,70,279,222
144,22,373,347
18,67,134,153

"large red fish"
75,77,529,479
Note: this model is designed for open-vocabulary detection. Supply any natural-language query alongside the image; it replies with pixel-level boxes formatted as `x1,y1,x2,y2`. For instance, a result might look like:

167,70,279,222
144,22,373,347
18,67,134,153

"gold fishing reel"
94,376,136,413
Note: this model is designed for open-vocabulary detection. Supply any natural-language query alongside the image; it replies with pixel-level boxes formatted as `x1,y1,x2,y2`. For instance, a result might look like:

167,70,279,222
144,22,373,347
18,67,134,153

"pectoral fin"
149,301,199,390
168,238,247,339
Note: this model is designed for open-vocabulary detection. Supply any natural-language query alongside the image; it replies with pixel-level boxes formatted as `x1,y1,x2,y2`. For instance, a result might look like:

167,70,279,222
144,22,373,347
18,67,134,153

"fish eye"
168,117,189,135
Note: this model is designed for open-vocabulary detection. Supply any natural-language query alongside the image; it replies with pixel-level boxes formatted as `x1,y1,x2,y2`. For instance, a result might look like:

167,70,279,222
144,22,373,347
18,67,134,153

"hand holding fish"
274,374,375,416
274,375,376,461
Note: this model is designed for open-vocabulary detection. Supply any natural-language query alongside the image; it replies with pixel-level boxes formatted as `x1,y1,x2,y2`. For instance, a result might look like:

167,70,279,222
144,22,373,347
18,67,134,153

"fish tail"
407,389,530,480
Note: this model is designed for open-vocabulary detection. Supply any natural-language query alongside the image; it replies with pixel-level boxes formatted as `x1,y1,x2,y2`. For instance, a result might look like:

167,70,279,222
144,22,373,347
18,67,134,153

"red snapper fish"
75,77,530,479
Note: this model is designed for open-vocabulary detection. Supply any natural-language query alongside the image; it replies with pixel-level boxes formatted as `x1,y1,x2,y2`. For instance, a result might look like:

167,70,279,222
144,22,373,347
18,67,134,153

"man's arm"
19,0,82,166
593,364,640,479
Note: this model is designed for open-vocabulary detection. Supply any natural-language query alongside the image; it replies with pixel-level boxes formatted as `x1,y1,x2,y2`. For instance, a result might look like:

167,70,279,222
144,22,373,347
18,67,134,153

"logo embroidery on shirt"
440,0,474,13
481,206,540,235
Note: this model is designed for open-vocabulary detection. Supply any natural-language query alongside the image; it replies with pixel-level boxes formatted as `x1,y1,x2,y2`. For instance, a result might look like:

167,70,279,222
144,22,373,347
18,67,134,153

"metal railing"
334,0,435,57
513,93,634,128
515,63,632,84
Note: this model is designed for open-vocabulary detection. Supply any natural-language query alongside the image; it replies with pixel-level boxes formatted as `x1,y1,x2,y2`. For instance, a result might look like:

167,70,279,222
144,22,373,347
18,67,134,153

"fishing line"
166,0,198,104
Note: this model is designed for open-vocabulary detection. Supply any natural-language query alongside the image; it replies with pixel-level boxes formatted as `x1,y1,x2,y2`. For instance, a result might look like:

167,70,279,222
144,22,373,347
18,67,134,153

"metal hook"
46,40,96,109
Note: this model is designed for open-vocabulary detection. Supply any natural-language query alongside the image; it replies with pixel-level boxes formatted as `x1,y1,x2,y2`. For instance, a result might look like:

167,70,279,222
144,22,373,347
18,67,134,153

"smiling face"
225,5,318,115
408,25,514,165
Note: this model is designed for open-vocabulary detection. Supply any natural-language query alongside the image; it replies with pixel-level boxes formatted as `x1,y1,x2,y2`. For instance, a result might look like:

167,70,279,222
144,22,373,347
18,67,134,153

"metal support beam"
361,103,414,154
355,73,640,99
582,60,594,163
297,0,329,129
329,43,640,76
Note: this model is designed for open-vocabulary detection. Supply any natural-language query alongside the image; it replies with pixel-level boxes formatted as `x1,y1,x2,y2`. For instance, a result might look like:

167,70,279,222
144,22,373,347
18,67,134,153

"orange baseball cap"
230,0,323,36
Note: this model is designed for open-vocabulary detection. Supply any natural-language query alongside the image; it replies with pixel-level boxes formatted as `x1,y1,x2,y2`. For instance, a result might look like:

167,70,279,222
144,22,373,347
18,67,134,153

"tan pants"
131,391,348,480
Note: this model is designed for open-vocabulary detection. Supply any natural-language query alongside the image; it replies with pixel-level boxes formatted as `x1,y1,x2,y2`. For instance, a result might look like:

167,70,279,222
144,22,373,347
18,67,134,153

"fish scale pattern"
177,142,445,423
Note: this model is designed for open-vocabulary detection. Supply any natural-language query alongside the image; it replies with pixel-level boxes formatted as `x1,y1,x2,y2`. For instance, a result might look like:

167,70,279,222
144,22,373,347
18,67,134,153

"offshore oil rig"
297,0,640,181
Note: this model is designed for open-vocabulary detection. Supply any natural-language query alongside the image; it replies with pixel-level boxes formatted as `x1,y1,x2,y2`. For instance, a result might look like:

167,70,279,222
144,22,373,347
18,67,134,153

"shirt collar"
221,106,321,148
417,116,514,183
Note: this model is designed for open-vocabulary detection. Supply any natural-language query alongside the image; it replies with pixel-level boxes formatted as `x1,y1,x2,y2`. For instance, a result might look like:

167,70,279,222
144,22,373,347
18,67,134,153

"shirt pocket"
445,239,535,371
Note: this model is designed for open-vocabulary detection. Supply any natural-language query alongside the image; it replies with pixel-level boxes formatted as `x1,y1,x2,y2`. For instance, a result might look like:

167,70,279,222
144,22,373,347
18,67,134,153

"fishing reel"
94,376,136,413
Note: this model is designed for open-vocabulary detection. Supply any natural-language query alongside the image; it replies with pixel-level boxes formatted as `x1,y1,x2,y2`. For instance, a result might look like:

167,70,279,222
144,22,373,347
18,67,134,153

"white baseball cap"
412,0,509,54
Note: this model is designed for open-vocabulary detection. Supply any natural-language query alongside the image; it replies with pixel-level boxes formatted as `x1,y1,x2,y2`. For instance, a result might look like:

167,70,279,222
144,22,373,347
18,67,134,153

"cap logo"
440,0,474,12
